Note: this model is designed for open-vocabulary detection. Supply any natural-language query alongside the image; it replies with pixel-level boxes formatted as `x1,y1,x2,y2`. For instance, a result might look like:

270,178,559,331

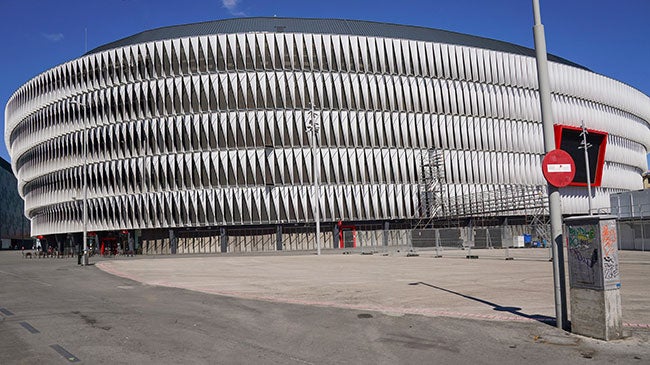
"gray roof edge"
85,17,588,71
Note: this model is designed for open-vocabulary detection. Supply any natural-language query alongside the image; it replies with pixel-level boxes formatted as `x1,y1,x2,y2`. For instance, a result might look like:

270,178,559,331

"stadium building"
5,18,650,254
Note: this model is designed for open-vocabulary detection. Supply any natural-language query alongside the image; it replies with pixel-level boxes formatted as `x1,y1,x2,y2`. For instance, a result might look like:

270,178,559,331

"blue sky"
2,0,649,166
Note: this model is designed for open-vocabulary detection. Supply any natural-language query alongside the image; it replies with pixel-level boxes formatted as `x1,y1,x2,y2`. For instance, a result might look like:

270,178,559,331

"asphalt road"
0,251,648,364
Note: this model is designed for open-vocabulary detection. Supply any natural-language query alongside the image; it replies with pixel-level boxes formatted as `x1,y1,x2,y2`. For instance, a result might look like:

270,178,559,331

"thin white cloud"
43,33,64,42
222,0,246,16
222,0,239,10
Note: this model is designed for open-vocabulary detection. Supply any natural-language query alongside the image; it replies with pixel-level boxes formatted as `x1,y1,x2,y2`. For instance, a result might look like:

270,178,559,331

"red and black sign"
554,124,608,187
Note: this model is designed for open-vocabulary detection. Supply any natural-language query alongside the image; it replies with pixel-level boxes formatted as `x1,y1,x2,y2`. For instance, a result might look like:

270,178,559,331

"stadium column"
276,225,283,251
56,234,62,254
169,229,177,254
128,232,134,254
383,222,389,247
134,230,141,253
220,228,228,253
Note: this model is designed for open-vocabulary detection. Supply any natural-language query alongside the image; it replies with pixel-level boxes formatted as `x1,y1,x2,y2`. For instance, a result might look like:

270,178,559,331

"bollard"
434,229,442,258
465,245,478,259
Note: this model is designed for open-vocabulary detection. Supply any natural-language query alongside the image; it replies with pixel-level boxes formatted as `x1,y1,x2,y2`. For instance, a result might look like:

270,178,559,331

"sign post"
533,0,569,331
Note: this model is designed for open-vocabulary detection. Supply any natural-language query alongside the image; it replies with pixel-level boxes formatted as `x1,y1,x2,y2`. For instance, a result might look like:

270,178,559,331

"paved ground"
98,248,650,326
0,248,648,364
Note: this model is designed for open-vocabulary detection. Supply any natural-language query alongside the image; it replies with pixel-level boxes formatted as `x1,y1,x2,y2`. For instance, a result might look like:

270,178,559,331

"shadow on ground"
409,281,557,326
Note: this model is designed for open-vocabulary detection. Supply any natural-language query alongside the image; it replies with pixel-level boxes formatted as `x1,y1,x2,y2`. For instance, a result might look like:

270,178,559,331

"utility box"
564,215,622,340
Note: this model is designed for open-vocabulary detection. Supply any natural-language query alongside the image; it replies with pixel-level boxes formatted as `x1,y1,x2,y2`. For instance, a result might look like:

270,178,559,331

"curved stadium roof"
87,17,587,70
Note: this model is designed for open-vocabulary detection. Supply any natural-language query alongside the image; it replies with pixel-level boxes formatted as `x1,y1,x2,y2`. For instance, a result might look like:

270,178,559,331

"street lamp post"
306,106,321,255
70,99,89,266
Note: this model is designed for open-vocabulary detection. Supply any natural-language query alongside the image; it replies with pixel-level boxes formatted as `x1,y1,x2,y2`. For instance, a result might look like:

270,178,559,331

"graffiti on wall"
568,226,595,249
567,224,602,289
566,220,621,290
601,220,620,286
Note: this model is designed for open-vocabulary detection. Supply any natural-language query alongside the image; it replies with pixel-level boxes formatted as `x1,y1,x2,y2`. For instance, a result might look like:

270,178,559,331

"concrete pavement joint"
19,321,40,334
50,344,80,363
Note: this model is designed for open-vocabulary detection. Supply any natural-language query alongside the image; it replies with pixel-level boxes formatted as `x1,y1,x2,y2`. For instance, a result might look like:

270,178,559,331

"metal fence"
617,219,649,251
139,217,649,256
610,192,650,251
141,224,415,255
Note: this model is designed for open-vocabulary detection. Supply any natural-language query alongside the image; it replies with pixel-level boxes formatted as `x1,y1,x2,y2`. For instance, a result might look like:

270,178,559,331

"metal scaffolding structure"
413,149,446,229
440,184,547,220
525,190,551,245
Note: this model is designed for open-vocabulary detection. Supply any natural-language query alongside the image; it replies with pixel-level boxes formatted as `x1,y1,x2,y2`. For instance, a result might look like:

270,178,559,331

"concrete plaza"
97,248,650,328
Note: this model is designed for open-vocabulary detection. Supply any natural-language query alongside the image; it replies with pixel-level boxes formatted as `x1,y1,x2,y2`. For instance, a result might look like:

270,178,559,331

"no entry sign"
542,149,576,187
